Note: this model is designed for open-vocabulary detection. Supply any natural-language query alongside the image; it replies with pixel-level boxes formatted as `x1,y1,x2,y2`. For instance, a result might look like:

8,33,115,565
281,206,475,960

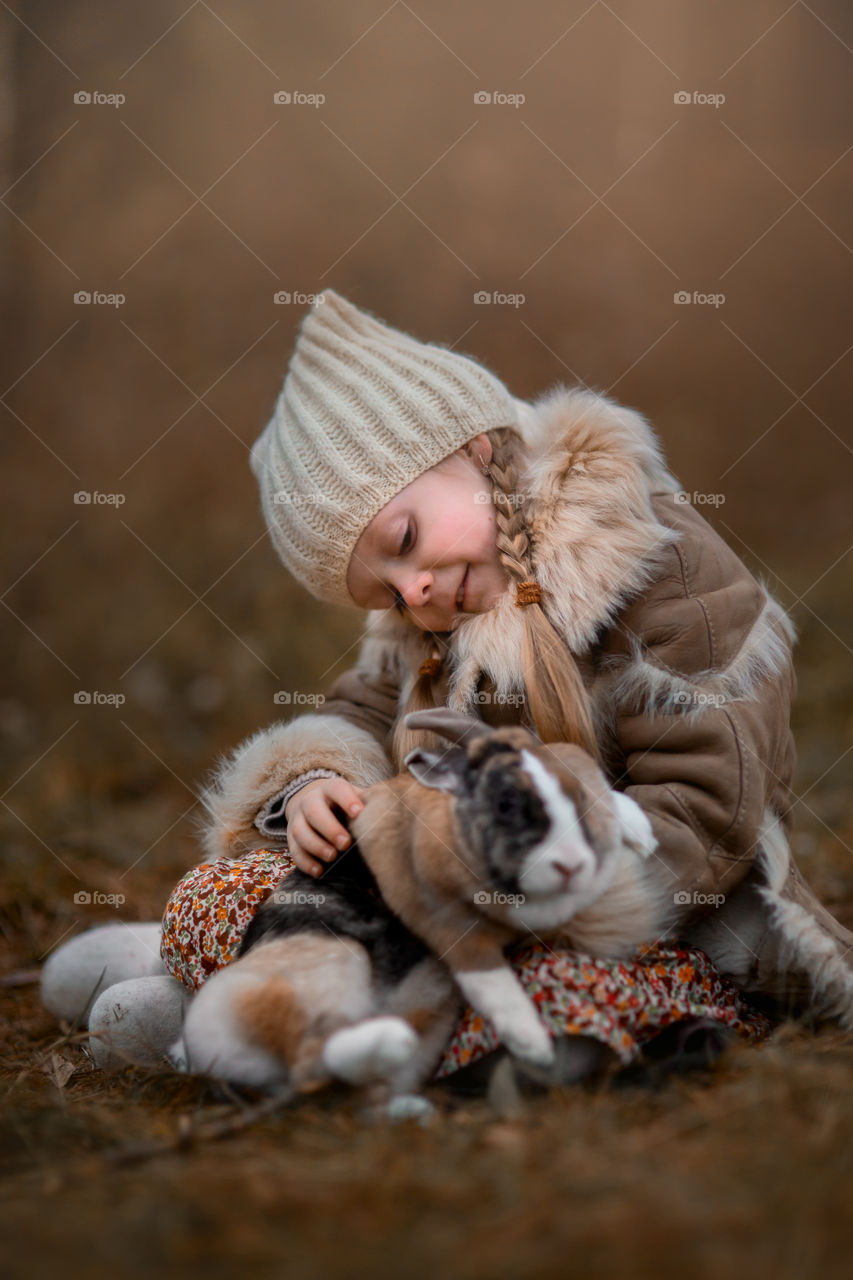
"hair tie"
514,580,542,608
418,651,443,678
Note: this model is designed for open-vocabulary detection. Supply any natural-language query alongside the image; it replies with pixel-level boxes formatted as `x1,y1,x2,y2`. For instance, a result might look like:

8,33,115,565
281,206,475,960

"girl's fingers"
291,848,325,878
288,814,338,862
302,797,353,851
327,777,365,818
287,829,328,878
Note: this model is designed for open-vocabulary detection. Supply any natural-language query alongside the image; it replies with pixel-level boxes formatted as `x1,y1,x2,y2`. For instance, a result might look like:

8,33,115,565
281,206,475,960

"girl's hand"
284,777,364,878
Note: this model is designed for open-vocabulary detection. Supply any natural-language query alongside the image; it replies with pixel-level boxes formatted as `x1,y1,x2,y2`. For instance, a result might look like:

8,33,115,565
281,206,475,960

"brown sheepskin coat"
199,385,853,1029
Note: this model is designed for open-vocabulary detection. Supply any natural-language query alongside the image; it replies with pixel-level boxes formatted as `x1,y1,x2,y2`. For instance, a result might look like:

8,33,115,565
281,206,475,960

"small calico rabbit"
172,842,461,1108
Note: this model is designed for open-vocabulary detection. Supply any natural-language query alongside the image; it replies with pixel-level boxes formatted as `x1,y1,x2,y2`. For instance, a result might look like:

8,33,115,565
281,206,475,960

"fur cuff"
193,714,394,862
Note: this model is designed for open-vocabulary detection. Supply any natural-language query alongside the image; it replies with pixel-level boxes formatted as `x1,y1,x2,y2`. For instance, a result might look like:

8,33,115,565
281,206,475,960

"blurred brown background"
1,0,851,945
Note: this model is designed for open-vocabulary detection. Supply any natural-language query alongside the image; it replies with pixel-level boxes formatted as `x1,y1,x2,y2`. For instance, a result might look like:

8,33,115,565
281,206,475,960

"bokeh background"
3,0,851,932
1,4,852,1274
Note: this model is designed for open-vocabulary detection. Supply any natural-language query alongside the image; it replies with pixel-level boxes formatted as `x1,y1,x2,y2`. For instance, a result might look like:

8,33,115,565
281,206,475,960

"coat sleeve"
195,624,403,862
601,501,798,917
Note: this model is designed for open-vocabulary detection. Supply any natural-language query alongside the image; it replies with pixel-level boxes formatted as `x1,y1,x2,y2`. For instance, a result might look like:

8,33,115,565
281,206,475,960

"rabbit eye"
495,787,520,819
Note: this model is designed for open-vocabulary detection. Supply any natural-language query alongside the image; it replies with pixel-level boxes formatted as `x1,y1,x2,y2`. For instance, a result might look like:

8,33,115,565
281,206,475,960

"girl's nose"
402,571,432,609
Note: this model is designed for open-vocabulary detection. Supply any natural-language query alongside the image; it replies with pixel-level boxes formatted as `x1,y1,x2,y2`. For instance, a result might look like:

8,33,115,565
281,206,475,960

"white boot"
40,921,168,1024
88,975,190,1071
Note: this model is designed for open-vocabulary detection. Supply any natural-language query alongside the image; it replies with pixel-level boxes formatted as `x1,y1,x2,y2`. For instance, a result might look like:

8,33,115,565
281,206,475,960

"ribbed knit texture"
249,290,519,608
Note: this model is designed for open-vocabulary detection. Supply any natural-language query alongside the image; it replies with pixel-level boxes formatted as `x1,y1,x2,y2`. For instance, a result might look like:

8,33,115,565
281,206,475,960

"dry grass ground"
4,989,853,1280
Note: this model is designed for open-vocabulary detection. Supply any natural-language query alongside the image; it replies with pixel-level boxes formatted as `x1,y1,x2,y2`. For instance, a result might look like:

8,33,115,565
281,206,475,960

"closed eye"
391,522,415,615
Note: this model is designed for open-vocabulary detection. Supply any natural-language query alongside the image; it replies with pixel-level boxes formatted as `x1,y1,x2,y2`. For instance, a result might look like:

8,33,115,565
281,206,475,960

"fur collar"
356,384,684,714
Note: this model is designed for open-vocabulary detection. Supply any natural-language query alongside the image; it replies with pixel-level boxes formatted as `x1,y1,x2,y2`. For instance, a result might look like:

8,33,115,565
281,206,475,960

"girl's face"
345,433,510,632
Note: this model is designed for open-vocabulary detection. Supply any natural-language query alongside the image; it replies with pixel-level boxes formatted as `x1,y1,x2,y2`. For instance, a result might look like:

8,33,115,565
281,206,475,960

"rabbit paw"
323,1016,418,1084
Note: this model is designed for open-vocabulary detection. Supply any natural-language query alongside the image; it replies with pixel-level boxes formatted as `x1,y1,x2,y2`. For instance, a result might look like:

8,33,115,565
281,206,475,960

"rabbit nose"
552,860,576,883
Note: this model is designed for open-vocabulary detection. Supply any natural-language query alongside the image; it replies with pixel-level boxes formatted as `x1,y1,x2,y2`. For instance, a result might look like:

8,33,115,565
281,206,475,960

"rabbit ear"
404,745,470,794
403,707,492,748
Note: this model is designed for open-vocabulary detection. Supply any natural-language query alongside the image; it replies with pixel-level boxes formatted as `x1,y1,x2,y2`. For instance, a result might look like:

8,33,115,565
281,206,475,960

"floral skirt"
160,848,771,1075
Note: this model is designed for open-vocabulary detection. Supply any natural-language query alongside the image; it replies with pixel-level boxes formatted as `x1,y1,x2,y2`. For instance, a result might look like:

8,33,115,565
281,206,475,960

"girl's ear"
464,433,493,467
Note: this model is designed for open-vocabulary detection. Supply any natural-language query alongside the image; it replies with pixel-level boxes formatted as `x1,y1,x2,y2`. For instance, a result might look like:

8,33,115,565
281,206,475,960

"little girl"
42,291,853,1084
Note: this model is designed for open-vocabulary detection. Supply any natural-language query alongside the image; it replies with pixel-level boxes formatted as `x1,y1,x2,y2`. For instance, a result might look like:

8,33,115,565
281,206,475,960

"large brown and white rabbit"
173,708,673,1108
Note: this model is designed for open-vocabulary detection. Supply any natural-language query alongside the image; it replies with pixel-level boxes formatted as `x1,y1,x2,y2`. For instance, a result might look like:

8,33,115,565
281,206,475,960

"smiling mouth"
455,566,469,612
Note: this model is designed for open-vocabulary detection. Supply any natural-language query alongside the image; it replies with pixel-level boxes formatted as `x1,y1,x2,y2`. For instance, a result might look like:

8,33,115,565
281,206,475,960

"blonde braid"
484,427,603,762
389,425,602,771
389,636,450,772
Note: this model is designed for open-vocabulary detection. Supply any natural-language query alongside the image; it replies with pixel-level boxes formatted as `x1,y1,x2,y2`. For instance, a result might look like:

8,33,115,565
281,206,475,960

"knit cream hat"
250,290,520,608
